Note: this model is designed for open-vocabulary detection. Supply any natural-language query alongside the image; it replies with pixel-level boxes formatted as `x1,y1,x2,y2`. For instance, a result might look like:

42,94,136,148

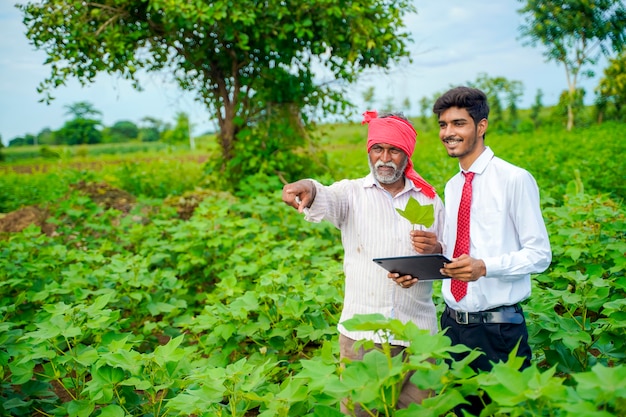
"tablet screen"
373,254,451,280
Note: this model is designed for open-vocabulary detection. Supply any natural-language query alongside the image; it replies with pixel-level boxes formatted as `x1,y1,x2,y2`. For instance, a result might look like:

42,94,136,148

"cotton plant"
396,197,434,230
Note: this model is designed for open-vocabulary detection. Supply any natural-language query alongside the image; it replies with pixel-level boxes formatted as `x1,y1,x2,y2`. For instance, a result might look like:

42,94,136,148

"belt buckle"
455,311,469,325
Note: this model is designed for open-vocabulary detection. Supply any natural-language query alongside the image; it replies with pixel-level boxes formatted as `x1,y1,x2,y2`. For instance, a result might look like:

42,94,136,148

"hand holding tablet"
373,254,451,281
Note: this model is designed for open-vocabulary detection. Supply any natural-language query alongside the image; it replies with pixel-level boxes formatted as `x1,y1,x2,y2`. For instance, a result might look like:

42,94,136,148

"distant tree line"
8,50,625,150
10,0,626,192
366,52,626,135
6,101,195,148
366,0,626,133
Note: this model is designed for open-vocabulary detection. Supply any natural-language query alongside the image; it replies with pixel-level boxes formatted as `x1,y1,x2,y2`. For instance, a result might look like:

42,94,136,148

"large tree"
57,101,103,145
595,52,626,122
469,73,524,132
64,101,103,120
105,120,140,143
517,0,626,130
56,119,103,145
19,0,416,166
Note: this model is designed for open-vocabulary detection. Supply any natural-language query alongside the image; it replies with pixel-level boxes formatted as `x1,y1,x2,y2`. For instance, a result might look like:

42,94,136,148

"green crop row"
1,183,624,416
0,121,625,416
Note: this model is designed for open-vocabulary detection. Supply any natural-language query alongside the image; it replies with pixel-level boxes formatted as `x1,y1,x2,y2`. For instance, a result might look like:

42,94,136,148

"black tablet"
373,254,451,280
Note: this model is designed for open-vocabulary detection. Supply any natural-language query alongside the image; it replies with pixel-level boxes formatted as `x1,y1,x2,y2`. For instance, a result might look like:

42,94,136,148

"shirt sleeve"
432,194,447,253
482,170,552,280
302,179,351,228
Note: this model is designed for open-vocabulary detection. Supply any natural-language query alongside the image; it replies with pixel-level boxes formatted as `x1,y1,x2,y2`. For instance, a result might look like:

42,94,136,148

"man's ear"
477,118,488,138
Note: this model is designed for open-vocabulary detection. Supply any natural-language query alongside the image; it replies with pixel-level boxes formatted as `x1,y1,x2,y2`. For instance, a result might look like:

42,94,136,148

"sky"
0,1,609,146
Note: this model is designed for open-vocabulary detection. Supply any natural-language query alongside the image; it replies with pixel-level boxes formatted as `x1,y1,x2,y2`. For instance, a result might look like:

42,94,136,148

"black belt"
445,304,524,325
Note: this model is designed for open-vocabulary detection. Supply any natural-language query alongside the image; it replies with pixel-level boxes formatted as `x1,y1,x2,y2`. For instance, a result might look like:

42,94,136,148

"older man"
282,111,445,414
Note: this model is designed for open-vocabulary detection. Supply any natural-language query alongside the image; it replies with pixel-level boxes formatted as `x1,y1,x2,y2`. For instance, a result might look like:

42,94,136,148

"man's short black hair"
432,87,490,126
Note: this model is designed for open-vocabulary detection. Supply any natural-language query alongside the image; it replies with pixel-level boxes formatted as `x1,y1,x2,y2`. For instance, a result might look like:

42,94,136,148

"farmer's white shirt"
304,174,444,346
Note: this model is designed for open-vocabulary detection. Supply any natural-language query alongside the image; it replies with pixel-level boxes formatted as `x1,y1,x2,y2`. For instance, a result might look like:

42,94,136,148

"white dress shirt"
303,173,445,345
442,147,552,312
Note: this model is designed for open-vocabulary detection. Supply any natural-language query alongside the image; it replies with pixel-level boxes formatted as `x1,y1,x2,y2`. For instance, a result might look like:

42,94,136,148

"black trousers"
441,304,532,415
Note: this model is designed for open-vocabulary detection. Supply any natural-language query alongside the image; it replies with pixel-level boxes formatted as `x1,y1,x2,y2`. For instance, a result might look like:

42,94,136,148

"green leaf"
396,197,435,228
153,335,185,367
66,399,95,417
295,359,338,391
8,360,35,385
98,405,125,417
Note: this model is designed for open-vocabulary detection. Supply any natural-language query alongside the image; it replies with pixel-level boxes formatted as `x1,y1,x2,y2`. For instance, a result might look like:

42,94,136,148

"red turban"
362,110,436,199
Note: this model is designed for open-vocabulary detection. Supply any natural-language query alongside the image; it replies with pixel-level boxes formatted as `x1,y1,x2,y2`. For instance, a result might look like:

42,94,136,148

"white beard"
369,157,408,184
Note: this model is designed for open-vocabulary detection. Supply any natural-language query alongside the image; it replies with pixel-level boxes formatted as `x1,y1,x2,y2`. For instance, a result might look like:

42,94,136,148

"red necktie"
451,172,474,302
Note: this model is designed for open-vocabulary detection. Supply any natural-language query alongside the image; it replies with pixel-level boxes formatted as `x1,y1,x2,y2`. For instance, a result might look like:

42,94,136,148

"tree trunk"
215,82,238,166
565,66,576,131
218,116,235,165
567,103,574,131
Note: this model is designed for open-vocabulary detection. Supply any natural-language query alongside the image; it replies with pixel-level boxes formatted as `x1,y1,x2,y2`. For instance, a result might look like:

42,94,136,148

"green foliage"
107,159,205,199
49,102,105,146
530,88,544,128
39,146,60,159
486,121,626,203
411,73,533,136
103,120,139,144
36,128,56,146
56,118,102,146
0,169,86,212
160,112,190,145
517,0,626,130
64,101,102,120
0,156,206,213
527,188,626,374
595,51,626,122
0,141,185,164
138,127,161,143
395,197,435,229
553,88,590,127
7,134,37,147
469,73,524,133
7,102,170,148
1,121,625,415
19,0,418,177
0,184,345,415
205,105,329,194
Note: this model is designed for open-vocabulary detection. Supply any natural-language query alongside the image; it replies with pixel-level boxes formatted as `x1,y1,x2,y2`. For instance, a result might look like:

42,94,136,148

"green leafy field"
0,121,625,416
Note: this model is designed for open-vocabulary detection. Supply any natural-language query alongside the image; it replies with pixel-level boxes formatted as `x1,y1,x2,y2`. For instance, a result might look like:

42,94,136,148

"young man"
282,111,445,415
433,86,551,413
